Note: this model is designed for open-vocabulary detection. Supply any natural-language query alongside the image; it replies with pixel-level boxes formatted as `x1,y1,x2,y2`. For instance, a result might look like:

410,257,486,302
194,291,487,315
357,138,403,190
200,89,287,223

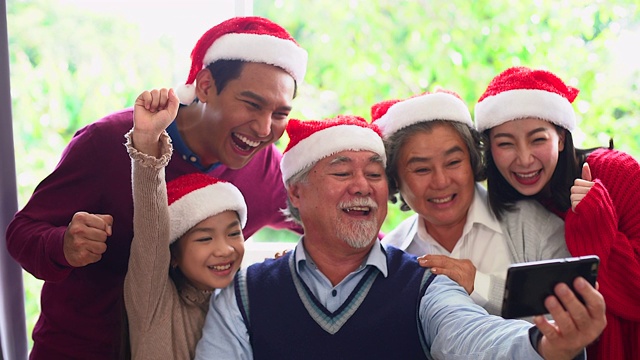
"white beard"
336,197,380,249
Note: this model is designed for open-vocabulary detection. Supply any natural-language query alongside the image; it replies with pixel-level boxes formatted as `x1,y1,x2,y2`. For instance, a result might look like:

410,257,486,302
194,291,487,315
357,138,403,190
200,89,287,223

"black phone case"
501,255,599,319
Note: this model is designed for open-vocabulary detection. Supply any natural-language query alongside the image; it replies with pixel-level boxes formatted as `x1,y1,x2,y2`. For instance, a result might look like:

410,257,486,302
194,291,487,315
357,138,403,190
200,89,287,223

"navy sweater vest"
235,245,435,359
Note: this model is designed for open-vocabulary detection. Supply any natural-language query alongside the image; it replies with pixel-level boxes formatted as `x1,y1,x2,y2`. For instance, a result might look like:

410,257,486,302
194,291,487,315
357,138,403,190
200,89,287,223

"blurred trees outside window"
7,0,640,350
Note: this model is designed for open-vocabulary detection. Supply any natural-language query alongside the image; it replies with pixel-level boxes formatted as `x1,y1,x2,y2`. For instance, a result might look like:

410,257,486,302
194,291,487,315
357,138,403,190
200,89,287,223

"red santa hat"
371,88,473,138
176,16,308,105
280,115,385,184
167,173,247,243
474,66,579,132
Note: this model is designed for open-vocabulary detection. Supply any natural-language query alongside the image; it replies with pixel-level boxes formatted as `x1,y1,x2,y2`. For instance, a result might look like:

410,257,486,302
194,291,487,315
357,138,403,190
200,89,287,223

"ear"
195,68,217,103
287,183,303,209
557,128,566,152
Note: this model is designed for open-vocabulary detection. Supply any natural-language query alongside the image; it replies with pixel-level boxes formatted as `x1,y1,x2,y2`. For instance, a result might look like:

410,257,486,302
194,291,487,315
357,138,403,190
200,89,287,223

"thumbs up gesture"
570,163,595,213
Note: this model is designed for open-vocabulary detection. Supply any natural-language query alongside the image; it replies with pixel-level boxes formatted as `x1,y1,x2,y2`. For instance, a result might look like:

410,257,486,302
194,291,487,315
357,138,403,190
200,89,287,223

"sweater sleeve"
5,123,108,281
564,150,640,321
123,130,176,332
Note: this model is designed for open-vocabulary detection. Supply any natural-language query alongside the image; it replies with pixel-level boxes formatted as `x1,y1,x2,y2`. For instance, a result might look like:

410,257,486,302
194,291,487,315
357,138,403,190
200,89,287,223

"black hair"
483,126,612,219
205,59,298,98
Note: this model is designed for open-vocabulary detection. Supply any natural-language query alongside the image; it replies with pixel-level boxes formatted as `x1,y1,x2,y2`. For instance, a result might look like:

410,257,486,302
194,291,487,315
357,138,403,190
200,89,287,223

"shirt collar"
416,183,503,243
293,237,389,278
166,121,221,172
465,183,502,235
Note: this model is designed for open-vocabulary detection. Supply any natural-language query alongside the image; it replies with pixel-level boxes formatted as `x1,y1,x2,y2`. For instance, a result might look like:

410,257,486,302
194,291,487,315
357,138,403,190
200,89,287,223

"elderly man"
195,115,606,359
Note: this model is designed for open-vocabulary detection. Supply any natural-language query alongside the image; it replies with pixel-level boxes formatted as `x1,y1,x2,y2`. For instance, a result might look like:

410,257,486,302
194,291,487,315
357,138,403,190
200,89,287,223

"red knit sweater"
553,148,640,360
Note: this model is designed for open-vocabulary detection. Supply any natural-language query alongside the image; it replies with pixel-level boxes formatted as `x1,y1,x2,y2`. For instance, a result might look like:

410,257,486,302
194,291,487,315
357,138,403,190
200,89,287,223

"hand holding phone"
501,255,599,319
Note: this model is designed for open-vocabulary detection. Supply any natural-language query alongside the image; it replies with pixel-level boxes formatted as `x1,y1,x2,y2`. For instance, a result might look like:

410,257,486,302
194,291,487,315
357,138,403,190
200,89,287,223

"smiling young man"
5,16,307,360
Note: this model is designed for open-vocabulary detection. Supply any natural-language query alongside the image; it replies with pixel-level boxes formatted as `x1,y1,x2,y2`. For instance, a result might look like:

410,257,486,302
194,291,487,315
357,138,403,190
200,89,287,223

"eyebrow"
405,145,464,165
187,219,241,234
329,154,384,166
492,127,549,139
240,91,293,112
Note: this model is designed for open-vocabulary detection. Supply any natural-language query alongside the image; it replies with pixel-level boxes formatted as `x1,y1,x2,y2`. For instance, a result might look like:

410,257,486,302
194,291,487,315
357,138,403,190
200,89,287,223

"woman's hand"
570,163,595,213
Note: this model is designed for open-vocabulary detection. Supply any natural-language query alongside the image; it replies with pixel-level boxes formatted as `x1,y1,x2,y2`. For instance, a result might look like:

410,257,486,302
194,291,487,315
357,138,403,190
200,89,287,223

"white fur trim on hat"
169,182,247,243
474,89,576,132
206,33,307,83
376,92,473,138
176,84,197,105
280,125,386,184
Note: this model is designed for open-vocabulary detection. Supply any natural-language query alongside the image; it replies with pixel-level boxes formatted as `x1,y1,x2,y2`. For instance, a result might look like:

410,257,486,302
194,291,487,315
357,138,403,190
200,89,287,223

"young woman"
373,89,569,315
476,66,640,359
124,88,247,359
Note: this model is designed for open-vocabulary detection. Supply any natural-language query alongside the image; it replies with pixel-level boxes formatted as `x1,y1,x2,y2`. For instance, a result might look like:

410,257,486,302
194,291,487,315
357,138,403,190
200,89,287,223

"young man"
5,16,307,359
195,115,606,359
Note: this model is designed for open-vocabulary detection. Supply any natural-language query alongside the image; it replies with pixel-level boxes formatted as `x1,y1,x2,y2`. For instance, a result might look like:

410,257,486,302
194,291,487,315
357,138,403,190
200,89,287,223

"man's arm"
194,277,253,359
421,275,605,359
6,126,111,281
421,275,543,359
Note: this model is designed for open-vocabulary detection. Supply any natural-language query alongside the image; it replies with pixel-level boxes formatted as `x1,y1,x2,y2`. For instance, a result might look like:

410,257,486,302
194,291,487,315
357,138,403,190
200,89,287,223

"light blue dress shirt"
195,239,547,359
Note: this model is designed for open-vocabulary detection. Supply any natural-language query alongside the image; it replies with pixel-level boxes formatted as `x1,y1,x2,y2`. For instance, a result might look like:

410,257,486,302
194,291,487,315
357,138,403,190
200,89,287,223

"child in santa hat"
124,87,248,359
6,16,307,359
476,66,640,359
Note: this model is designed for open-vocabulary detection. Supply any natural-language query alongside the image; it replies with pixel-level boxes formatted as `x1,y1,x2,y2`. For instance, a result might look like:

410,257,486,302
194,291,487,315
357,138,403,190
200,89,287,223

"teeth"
235,134,260,147
345,206,370,212
515,171,540,179
430,195,453,204
209,264,231,271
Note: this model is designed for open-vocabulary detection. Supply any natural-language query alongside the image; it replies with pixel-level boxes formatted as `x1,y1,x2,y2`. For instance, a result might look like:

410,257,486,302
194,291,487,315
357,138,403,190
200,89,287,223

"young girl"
475,66,640,359
124,88,247,359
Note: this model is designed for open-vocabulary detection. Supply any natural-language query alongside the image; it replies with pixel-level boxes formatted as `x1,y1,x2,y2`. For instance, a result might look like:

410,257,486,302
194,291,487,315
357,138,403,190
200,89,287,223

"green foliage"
8,0,175,206
255,0,640,232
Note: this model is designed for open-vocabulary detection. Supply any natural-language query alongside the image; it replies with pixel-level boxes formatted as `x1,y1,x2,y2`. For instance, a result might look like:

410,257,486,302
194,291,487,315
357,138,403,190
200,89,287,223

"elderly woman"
373,89,569,315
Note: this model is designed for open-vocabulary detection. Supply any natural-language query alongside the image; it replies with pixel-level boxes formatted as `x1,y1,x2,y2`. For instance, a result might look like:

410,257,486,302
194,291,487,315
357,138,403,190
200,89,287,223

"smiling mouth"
232,133,261,151
208,263,232,271
514,170,541,179
429,194,455,204
343,206,372,216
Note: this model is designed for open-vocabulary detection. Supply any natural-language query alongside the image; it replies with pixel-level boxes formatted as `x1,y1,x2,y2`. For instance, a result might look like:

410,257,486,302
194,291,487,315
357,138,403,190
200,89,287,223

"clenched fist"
63,212,113,267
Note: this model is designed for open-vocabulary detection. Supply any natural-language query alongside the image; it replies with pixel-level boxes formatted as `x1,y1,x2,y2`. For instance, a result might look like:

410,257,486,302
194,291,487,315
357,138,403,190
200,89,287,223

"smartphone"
501,255,599,319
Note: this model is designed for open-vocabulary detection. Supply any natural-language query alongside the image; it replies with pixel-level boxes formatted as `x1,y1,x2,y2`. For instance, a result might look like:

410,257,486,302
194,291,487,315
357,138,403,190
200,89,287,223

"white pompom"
175,84,197,105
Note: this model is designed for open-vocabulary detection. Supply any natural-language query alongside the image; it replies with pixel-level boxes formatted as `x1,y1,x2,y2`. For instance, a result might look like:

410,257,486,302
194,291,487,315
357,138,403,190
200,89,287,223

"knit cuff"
124,129,173,169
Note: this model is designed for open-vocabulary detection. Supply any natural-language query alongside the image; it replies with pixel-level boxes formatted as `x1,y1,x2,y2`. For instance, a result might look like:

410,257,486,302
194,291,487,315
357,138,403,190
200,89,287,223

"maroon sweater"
552,148,640,360
6,108,299,359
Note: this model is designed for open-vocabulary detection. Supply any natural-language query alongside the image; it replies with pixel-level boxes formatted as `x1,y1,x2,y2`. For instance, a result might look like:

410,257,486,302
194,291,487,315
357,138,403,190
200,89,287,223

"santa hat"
371,89,472,139
280,115,385,184
176,16,308,104
167,173,247,243
474,66,579,132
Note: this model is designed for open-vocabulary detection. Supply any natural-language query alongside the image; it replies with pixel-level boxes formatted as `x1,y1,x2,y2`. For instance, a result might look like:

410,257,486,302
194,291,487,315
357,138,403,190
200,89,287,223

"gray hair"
279,164,313,225
384,120,486,211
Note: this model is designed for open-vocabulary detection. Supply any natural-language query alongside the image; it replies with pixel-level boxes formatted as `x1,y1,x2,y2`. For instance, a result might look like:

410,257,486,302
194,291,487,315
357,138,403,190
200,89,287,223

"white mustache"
338,197,378,211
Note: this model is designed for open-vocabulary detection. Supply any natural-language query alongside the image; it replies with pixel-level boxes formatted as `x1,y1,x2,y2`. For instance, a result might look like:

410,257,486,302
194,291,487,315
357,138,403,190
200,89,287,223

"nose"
349,172,371,196
211,239,235,258
516,146,535,167
250,114,272,138
430,168,449,190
